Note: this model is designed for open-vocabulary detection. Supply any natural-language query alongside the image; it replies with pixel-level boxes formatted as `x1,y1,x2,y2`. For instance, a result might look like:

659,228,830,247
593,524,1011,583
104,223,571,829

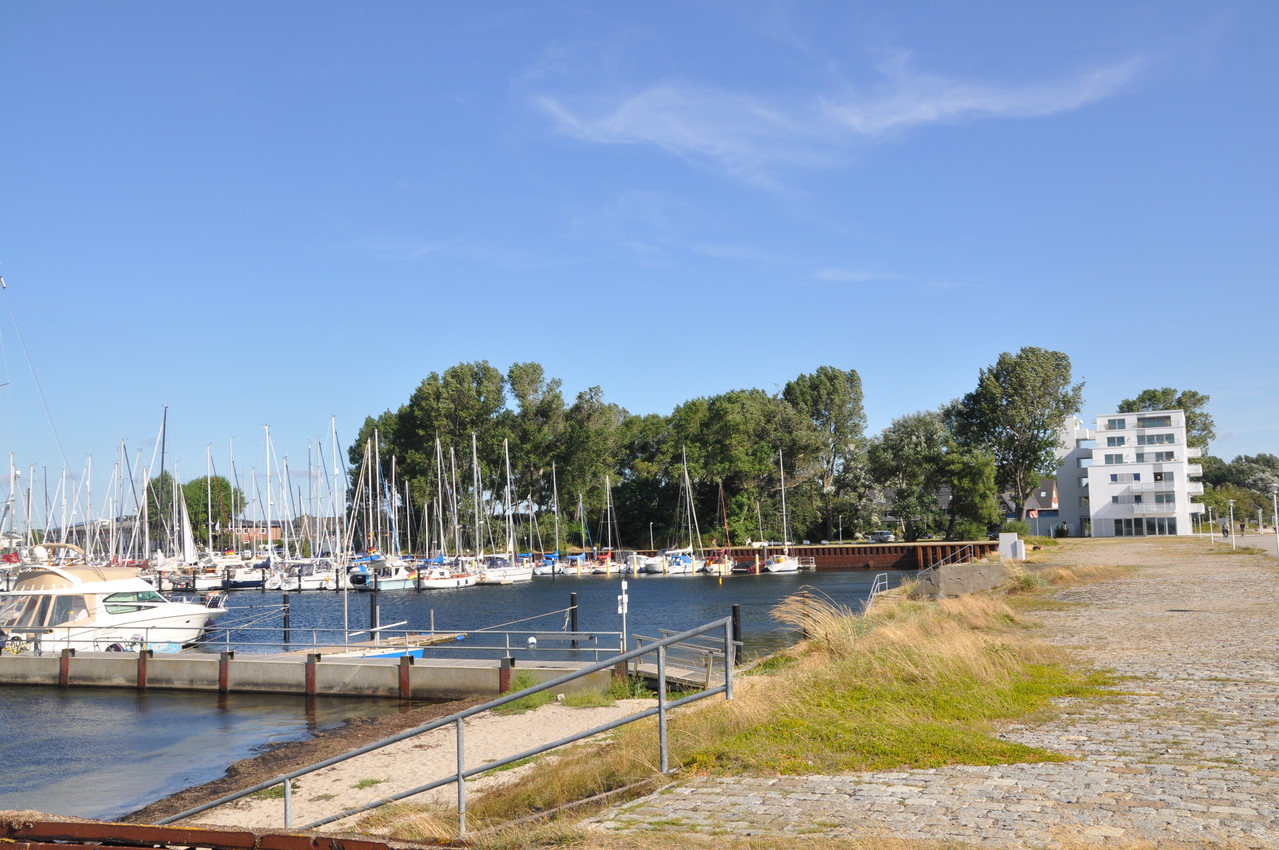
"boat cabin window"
49,594,90,624
0,595,54,629
104,590,166,614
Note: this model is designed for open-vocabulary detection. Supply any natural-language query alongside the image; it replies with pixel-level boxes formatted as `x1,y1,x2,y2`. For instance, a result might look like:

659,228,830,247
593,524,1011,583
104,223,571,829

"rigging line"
0,279,70,468
470,606,576,632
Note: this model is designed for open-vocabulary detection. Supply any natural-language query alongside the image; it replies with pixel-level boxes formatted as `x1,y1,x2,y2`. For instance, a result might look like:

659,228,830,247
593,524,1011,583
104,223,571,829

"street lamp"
1228,499,1236,550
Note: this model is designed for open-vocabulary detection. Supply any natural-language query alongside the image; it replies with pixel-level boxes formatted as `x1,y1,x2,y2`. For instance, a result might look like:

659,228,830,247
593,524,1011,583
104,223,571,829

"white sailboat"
761,450,800,573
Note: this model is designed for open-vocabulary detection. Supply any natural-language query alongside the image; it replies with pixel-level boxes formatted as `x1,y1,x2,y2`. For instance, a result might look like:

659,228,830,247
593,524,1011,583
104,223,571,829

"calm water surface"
1,569,904,820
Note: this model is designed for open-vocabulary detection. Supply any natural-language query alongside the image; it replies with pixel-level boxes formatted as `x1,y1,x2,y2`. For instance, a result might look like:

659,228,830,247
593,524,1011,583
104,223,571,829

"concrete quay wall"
0,651,613,701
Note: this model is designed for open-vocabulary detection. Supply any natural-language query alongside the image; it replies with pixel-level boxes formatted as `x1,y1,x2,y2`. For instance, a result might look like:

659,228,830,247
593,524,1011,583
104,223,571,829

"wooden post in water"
282,592,290,644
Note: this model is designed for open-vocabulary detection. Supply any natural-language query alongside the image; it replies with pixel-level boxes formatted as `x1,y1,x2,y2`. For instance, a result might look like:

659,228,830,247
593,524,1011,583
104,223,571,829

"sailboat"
475,438,533,584
761,450,800,573
647,448,704,575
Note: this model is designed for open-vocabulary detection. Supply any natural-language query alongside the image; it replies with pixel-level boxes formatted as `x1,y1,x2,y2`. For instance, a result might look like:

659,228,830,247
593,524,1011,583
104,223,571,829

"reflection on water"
0,687,411,820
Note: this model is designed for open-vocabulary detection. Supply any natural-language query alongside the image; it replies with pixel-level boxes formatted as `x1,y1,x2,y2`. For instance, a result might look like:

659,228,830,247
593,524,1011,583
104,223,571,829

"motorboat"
0,563,226,653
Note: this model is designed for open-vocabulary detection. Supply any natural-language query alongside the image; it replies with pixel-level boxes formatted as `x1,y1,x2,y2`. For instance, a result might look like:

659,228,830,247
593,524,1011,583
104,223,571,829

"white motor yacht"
0,564,226,654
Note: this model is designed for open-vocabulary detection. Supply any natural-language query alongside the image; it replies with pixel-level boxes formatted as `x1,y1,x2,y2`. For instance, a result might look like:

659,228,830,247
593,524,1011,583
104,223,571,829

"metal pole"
1229,500,1236,549
1272,485,1279,560
455,718,467,838
283,779,292,828
657,645,668,774
283,592,290,645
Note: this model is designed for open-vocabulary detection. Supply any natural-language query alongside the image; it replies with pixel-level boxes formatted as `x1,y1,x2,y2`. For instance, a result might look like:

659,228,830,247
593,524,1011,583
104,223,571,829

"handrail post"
283,779,292,828
657,645,668,774
455,718,467,838
724,618,734,701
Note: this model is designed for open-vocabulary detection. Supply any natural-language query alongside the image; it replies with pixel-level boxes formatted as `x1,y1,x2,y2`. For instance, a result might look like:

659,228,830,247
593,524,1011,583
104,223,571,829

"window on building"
1105,453,1124,464
1154,451,1174,462
1107,418,1126,430
1154,493,1176,504
1137,433,1175,446
1136,415,1172,428
1107,436,1125,447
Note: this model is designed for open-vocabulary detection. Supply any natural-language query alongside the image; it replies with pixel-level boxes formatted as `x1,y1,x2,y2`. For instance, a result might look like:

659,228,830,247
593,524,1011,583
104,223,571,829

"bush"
1001,520,1030,537
951,520,988,541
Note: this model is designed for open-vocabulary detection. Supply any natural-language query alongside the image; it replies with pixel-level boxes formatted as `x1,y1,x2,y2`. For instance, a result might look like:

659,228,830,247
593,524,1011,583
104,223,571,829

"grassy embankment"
358,553,1129,848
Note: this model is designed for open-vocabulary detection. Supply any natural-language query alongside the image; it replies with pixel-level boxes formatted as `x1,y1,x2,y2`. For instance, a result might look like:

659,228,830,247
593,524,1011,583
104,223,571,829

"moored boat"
0,562,225,653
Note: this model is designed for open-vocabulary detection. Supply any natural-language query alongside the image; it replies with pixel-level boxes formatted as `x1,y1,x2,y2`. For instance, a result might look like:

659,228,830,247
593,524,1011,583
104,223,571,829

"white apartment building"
1085,409,1204,537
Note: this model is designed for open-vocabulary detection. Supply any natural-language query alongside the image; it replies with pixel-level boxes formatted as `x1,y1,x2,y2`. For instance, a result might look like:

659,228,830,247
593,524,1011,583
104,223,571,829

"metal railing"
631,628,738,688
206,621,623,662
155,616,737,837
862,572,890,612
922,543,976,576
205,600,623,661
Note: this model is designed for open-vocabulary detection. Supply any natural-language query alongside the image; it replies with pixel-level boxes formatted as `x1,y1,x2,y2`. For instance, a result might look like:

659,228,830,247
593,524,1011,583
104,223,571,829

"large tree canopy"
783,366,866,539
950,347,1084,521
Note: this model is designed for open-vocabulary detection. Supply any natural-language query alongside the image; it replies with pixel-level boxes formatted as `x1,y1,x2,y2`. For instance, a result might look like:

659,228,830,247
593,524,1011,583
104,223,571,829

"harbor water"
0,569,905,821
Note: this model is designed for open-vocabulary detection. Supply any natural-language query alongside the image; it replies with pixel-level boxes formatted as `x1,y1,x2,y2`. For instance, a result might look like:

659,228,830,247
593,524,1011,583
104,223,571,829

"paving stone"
587,541,1279,847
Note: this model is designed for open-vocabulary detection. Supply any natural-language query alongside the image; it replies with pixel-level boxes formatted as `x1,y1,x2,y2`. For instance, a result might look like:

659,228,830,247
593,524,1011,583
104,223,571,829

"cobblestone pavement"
591,539,1279,847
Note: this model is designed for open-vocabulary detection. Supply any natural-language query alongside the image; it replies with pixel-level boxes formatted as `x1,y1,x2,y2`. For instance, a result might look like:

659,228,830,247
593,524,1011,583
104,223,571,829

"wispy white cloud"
813,267,902,284
345,237,446,261
534,52,1144,185
693,243,785,263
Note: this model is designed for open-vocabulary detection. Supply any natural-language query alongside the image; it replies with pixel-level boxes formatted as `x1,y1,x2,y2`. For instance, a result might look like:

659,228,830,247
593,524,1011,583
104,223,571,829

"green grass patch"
250,784,288,800
353,778,385,790
493,671,557,715
606,674,655,700
561,689,614,708
482,755,540,775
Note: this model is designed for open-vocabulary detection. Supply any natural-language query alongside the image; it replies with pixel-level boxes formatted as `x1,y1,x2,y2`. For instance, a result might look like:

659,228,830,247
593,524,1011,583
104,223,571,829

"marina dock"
0,648,616,700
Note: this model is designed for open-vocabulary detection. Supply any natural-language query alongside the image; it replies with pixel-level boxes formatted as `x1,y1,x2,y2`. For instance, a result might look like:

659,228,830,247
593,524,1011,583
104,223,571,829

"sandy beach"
128,696,654,832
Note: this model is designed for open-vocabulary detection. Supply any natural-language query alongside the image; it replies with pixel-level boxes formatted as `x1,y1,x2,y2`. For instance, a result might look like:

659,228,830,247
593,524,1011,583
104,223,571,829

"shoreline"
122,695,486,825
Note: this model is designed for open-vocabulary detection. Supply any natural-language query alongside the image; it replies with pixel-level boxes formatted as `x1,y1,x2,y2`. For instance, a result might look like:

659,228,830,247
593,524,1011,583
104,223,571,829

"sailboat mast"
471,433,482,557
551,461,561,557
264,425,272,563
503,439,514,554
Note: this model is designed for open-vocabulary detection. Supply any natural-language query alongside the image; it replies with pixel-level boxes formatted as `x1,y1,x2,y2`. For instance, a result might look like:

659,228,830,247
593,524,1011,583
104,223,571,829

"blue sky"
1,2,1276,517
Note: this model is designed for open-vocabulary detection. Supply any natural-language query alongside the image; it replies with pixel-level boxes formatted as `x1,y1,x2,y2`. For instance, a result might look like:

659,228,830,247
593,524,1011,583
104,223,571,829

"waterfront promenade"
592,537,1279,847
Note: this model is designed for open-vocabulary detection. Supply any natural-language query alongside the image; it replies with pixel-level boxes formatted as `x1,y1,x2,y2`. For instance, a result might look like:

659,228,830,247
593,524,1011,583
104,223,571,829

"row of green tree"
342,348,1085,549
